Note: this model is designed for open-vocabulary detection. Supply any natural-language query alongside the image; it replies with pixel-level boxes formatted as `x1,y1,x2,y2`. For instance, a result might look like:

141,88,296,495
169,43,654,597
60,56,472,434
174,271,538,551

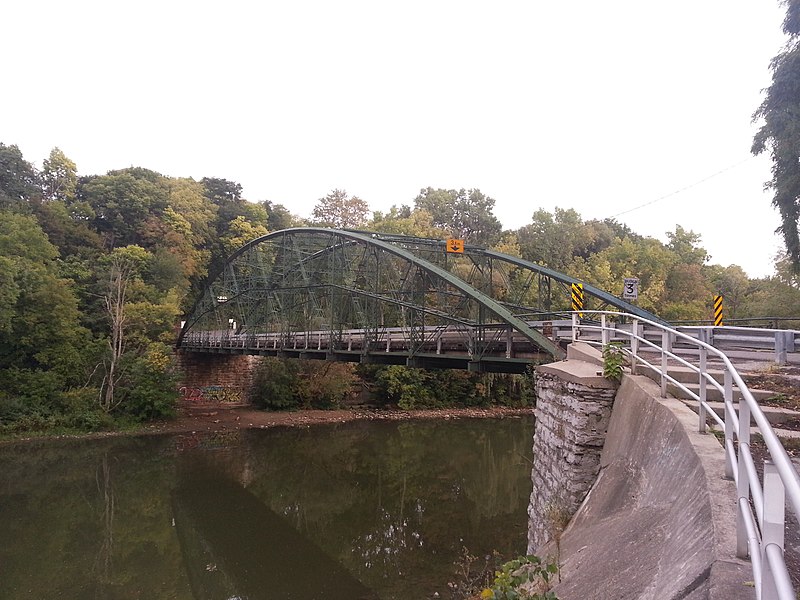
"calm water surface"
0,416,534,599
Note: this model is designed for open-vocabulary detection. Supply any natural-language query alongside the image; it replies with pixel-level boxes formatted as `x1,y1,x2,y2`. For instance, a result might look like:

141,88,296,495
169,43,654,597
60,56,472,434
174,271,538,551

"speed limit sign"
623,278,639,300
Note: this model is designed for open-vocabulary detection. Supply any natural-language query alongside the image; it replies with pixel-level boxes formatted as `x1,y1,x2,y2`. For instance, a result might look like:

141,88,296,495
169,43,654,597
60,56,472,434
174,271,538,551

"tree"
0,143,39,209
78,170,169,248
31,197,103,260
665,225,709,265
413,187,502,246
311,189,370,229
263,200,296,231
0,210,90,399
202,176,243,205
516,208,597,271
201,176,261,232
41,147,77,203
752,0,800,269
98,245,151,412
220,215,269,256
709,264,752,319
369,205,446,238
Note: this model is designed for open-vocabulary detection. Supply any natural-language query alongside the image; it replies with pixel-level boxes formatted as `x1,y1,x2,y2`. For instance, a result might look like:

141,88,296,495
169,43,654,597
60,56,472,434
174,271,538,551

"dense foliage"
753,0,800,270
0,142,797,433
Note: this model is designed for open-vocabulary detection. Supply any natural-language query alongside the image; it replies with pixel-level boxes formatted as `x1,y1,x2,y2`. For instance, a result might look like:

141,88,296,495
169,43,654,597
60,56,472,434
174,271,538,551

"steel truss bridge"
177,228,664,373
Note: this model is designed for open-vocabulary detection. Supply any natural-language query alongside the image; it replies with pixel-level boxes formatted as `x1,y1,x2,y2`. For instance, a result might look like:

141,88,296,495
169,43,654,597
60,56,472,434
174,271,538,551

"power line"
608,156,754,219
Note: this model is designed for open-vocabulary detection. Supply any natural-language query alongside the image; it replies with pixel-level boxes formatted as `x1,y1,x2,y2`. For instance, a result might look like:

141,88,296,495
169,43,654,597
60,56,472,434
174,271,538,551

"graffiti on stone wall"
179,386,242,404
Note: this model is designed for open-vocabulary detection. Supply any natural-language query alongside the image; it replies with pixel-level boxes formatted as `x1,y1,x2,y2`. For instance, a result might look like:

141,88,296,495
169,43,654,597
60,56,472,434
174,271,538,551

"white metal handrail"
572,310,800,600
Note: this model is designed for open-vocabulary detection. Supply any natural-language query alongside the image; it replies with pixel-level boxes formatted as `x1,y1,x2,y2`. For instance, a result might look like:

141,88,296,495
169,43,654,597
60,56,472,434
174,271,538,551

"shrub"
117,345,178,421
251,357,301,410
481,555,559,600
602,342,626,383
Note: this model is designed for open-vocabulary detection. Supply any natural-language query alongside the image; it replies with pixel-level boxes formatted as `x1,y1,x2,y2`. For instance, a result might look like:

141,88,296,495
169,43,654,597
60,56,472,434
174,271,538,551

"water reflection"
173,467,377,599
0,416,534,599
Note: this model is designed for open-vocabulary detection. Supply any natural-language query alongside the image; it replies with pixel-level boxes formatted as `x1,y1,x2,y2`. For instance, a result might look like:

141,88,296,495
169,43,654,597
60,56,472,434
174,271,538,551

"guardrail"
572,311,800,600
569,321,799,366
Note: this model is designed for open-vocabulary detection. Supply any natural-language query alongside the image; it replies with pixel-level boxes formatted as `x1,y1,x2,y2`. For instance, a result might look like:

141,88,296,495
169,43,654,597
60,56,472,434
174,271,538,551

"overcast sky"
3,1,790,277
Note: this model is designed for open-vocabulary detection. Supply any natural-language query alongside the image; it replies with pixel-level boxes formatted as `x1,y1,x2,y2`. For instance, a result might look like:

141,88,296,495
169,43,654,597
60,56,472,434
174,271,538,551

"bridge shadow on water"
173,463,378,600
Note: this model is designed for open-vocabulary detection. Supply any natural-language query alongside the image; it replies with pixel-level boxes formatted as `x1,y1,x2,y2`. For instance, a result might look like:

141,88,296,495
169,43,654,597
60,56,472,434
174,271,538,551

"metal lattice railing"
572,311,800,600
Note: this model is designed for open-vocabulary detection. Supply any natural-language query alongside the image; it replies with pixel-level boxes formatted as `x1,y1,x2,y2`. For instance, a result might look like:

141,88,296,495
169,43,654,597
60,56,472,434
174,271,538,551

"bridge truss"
177,228,663,372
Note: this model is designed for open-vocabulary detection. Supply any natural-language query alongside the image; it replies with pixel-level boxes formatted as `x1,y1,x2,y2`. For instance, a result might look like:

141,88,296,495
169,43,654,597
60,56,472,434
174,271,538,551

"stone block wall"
527,368,616,553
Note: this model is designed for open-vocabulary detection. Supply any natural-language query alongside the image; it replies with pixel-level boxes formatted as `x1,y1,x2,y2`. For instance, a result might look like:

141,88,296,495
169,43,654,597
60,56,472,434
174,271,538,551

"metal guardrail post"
601,314,609,346
630,319,639,375
726,370,737,481
733,368,751,559
776,331,787,366
761,461,786,600
698,345,707,434
660,330,670,398
572,313,578,342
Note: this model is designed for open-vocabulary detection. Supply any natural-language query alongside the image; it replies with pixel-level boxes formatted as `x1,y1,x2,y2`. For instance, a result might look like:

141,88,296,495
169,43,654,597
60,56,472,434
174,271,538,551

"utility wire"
608,156,754,219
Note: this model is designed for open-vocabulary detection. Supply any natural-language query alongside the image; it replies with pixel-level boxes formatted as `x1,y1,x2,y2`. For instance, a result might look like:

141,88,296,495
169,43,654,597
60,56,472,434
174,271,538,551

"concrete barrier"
534,372,753,599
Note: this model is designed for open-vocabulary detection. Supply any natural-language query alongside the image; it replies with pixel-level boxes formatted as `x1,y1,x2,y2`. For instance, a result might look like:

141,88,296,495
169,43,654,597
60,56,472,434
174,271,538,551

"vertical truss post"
538,275,552,313
408,267,426,358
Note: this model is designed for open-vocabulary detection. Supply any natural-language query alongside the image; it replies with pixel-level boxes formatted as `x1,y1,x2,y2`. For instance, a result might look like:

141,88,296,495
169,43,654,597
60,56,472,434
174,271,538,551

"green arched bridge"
177,228,663,373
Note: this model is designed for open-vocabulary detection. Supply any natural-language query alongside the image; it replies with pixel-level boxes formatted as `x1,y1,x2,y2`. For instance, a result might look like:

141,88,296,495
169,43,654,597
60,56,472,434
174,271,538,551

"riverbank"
0,401,534,445
152,401,534,434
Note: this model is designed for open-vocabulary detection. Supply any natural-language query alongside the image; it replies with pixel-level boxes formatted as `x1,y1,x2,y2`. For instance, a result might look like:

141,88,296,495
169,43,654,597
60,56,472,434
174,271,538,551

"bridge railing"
572,311,800,600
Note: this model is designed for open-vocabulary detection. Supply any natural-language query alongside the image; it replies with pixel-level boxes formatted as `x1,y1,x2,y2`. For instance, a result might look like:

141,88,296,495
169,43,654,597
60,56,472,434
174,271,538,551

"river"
0,416,534,599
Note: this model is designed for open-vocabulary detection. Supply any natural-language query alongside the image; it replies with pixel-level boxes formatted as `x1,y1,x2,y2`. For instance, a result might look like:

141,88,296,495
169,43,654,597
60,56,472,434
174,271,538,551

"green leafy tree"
752,0,800,269
263,200,297,231
0,211,93,427
517,208,598,271
98,245,151,412
202,176,243,205
41,147,77,203
78,169,169,248
201,176,270,275
32,197,103,260
369,205,446,238
220,215,269,256
311,189,370,229
414,187,502,246
665,225,709,265
0,143,39,209
569,235,675,315
709,264,752,320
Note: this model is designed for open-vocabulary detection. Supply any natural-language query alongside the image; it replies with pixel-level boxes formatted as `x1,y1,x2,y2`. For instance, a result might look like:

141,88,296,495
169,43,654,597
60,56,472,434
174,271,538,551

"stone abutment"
175,351,261,402
528,342,751,599
527,353,616,552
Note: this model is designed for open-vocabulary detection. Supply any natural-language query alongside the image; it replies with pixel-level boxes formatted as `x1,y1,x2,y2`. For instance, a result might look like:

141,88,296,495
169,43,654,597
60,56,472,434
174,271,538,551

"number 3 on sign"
623,277,639,300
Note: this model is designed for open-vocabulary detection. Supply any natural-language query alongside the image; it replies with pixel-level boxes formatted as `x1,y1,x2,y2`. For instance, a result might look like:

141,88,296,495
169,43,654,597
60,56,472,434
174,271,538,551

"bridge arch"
356,232,666,325
178,228,565,369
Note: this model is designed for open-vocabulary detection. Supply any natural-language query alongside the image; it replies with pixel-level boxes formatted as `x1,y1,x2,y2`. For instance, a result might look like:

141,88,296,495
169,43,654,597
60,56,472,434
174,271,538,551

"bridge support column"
527,347,616,554
175,350,261,403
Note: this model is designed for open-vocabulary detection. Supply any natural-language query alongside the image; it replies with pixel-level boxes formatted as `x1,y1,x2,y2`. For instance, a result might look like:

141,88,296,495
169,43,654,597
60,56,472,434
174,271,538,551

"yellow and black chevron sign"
571,282,584,316
713,294,723,326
